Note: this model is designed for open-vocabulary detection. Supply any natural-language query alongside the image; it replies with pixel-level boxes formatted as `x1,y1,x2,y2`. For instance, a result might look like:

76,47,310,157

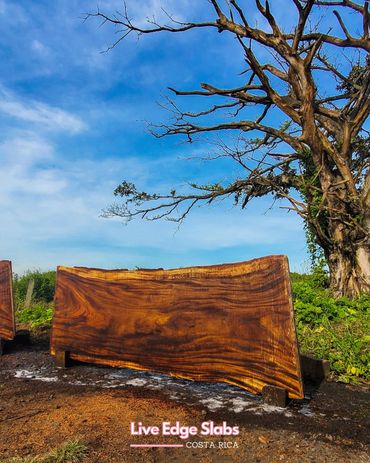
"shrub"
13,270,56,306
291,274,370,383
16,303,54,329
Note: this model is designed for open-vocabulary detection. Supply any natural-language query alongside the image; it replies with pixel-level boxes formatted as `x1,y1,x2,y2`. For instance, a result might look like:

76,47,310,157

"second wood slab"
0,260,15,342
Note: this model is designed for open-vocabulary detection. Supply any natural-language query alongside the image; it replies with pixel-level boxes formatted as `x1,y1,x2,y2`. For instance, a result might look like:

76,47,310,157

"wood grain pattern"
51,255,304,399
0,260,15,341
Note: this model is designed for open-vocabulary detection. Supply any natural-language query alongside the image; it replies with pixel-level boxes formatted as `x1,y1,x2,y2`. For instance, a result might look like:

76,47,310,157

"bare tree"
88,0,370,297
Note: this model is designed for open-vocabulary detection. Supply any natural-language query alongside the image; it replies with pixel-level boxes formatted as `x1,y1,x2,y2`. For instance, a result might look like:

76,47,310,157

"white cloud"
0,87,87,134
0,136,53,163
0,136,66,199
0,127,306,274
31,39,49,56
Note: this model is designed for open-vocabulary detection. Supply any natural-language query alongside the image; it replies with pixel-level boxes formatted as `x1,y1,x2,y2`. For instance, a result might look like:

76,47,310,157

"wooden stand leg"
262,385,288,407
55,351,70,368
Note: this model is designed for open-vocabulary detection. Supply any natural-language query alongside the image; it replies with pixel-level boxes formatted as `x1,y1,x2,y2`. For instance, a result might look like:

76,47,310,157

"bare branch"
285,31,370,52
261,64,289,81
364,1,370,38
312,1,365,14
85,9,218,45
333,10,352,39
154,118,304,151
292,0,315,51
209,0,225,18
255,0,283,38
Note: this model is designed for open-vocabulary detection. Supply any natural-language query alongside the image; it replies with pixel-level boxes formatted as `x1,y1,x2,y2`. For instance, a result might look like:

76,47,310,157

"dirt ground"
0,334,369,463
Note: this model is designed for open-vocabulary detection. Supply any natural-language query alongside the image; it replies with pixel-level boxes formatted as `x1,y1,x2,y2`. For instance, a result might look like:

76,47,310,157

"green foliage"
292,274,370,383
0,440,88,463
13,270,55,330
113,181,157,203
299,320,370,383
13,270,56,306
295,146,330,278
16,303,53,329
310,257,329,288
292,275,370,325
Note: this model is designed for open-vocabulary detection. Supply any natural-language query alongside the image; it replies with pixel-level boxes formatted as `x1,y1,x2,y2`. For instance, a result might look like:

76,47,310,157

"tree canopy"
88,1,370,297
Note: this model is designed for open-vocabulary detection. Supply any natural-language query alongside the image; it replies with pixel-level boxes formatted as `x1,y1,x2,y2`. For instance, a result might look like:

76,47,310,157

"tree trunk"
327,243,370,298
317,165,369,299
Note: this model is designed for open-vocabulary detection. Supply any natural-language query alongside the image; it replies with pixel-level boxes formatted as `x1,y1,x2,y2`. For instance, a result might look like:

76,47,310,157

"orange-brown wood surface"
0,260,15,341
51,255,304,398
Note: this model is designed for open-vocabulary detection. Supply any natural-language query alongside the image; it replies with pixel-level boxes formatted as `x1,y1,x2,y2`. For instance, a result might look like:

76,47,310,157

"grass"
0,440,88,463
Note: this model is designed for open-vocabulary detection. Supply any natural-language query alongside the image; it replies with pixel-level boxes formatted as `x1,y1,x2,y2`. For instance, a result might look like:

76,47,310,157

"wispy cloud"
0,86,87,134
0,136,67,198
31,39,50,56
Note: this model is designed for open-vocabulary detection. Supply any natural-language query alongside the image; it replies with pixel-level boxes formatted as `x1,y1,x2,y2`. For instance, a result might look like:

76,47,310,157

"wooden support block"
262,385,288,407
55,351,70,368
300,354,330,382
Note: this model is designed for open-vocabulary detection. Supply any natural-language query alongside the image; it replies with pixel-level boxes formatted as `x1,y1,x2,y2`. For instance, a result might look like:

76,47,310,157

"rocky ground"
0,334,369,463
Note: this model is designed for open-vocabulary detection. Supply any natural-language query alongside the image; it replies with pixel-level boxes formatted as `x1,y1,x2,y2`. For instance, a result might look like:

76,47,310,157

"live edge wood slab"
51,255,304,399
0,260,15,353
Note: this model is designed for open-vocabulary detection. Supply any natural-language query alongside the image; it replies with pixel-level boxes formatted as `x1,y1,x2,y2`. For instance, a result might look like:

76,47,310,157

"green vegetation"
13,270,56,305
13,270,55,329
13,268,369,384
291,272,370,383
16,303,54,329
0,440,88,463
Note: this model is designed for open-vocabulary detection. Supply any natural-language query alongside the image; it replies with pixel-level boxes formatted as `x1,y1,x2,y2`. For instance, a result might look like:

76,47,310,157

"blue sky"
0,0,314,274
